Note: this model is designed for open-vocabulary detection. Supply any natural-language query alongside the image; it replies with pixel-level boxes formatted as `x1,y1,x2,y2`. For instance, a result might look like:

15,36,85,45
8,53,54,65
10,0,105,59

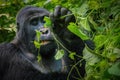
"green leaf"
35,30,41,42
69,52,76,60
54,49,65,60
44,16,52,28
37,53,42,62
34,41,40,48
108,62,120,76
83,47,100,66
80,18,91,31
67,22,89,40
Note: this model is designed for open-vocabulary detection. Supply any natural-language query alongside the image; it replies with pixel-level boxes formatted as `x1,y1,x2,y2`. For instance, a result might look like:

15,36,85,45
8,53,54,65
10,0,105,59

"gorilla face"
29,16,57,58
28,13,57,58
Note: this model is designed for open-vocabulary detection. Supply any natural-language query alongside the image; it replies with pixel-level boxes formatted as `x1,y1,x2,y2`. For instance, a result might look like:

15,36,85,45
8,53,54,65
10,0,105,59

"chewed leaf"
54,49,65,60
44,16,52,28
34,41,40,48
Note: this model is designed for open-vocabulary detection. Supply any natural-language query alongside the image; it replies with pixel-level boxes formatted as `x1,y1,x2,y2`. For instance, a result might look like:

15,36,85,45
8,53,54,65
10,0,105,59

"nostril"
43,29,49,34
40,28,50,35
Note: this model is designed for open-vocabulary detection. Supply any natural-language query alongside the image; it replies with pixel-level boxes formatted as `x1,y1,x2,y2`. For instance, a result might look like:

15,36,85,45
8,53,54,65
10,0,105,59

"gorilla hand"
50,6,85,52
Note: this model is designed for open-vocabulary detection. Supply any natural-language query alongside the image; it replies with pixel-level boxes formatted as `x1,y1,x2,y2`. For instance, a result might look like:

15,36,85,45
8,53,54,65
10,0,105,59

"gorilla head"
15,6,57,58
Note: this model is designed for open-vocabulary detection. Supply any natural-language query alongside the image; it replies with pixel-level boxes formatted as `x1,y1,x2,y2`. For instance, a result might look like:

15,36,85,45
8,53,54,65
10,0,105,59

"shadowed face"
29,15,57,58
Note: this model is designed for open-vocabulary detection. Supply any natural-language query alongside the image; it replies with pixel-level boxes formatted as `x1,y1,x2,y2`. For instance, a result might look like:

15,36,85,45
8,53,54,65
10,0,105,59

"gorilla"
0,5,88,80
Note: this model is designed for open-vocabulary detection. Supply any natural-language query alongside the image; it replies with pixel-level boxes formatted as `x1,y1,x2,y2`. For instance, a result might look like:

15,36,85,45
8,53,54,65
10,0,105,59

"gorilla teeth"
40,40,51,45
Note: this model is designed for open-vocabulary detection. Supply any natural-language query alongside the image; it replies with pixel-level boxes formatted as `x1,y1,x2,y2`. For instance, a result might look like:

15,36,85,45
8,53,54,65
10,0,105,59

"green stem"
67,59,84,80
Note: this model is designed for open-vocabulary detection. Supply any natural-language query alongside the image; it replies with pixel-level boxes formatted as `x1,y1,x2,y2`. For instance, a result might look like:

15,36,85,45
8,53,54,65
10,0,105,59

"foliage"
54,49,65,60
43,16,52,28
0,0,120,80
67,22,89,40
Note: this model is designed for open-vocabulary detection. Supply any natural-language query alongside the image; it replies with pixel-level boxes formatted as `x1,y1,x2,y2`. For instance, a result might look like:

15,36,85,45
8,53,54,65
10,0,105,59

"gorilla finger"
65,11,75,23
61,8,68,22
61,8,68,16
49,13,54,22
54,5,61,18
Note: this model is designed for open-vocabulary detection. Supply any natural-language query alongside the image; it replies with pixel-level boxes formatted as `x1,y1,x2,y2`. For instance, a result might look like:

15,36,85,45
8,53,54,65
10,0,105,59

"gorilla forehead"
16,6,49,24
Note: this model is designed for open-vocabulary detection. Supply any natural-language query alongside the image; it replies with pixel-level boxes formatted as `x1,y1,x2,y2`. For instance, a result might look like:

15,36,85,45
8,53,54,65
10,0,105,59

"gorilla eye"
30,18,39,26
41,16,46,23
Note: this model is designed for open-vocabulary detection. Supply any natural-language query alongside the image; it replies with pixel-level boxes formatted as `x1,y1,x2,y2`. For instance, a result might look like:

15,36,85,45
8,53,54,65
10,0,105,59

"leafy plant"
67,22,89,40
0,0,120,79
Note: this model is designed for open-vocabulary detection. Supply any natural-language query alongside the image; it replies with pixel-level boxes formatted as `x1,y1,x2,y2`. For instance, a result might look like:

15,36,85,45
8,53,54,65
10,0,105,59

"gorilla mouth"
40,40,53,45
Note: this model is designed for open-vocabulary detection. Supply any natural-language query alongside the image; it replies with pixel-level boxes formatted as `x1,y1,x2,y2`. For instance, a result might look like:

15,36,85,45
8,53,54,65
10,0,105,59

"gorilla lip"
40,40,51,45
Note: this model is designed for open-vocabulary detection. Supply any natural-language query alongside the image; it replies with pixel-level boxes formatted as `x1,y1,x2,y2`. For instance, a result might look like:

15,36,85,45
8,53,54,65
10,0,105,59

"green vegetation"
0,0,120,80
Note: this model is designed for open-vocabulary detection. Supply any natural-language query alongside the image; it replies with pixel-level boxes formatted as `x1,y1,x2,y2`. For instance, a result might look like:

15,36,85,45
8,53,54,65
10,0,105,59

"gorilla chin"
40,40,57,58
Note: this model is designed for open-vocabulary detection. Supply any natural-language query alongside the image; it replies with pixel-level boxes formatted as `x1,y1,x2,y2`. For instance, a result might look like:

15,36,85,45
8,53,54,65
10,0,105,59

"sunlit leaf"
94,35,106,49
80,18,91,31
44,16,52,28
54,49,65,60
71,1,88,17
67,22,89,40
69,52,76,60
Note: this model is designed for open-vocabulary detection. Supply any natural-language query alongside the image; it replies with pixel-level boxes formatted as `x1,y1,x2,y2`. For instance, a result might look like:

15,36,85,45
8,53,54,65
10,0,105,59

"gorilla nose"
40,28,50,35
40,28,53,41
